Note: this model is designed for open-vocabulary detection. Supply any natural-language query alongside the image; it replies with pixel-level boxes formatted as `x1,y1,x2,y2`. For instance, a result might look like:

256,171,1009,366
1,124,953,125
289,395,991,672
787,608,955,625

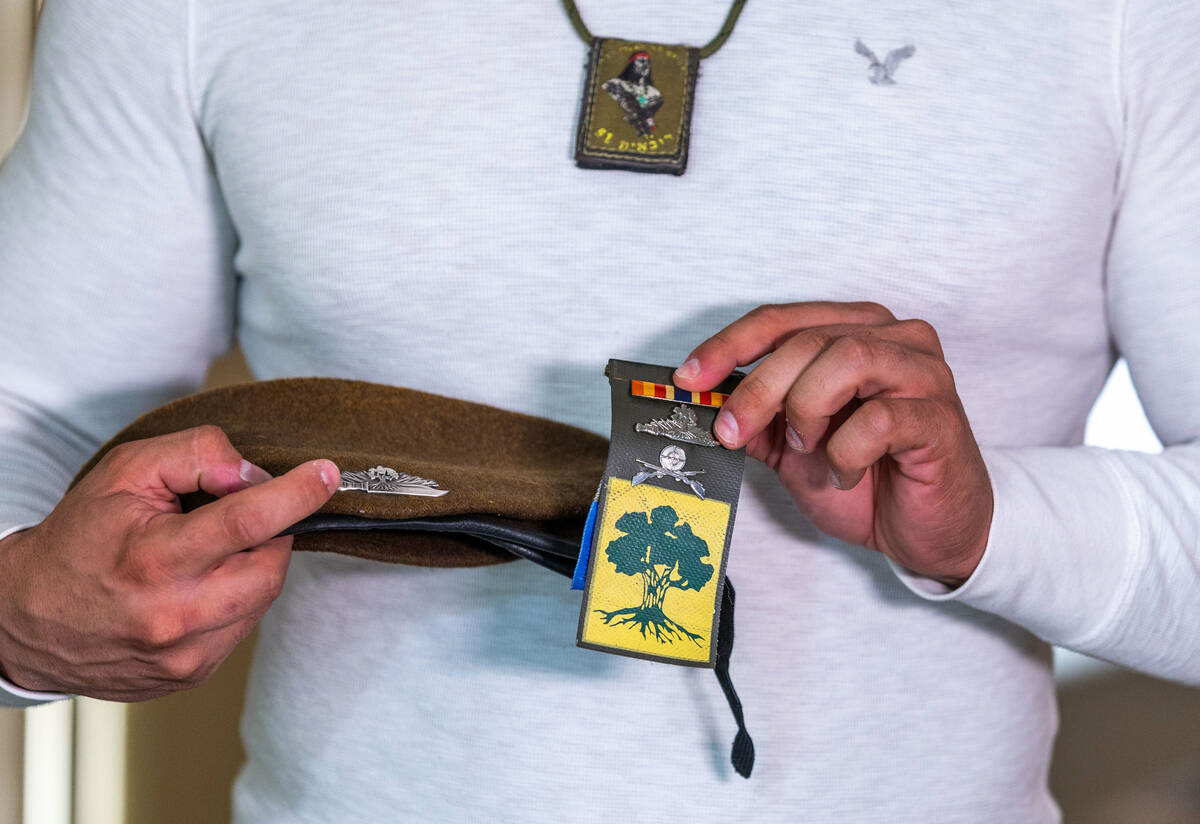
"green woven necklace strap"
561,0,748,59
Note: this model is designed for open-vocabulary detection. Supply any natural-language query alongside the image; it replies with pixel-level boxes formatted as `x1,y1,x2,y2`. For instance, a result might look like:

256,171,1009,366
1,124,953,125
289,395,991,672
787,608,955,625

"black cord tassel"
715,579,754,777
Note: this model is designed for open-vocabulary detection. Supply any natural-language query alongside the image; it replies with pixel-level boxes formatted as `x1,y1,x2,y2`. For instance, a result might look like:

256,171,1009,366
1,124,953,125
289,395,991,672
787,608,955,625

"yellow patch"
578,478,729,665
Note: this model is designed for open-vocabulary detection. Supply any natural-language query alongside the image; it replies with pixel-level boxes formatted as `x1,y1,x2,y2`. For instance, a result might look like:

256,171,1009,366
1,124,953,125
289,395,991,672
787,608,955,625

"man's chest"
193,0,1120,426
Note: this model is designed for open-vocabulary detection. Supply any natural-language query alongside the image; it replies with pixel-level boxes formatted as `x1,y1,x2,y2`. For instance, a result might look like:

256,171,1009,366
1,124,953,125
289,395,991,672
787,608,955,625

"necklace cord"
560,0,748,59
561,0,593,43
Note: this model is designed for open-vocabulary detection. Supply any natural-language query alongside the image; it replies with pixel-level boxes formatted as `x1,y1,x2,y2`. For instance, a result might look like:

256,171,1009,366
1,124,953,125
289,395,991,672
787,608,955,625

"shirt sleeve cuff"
886,445,1144,649
0,670,69,708
0,522,71,708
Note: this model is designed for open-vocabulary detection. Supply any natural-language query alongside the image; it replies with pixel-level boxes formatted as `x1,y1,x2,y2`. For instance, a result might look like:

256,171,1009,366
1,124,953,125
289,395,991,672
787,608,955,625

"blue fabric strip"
571,498,599,590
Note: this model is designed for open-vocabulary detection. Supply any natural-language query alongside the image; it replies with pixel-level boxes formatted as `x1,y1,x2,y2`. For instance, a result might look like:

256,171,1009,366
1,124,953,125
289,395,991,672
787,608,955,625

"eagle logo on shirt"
855,40,916,86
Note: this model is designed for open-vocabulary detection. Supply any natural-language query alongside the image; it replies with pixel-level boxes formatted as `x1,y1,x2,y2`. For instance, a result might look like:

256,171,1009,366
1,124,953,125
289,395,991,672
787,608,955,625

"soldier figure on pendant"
602,51,664,137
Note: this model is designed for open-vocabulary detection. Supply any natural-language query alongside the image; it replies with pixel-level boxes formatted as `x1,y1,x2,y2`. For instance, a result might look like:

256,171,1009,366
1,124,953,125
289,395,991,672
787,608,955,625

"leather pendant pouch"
574,39,699,175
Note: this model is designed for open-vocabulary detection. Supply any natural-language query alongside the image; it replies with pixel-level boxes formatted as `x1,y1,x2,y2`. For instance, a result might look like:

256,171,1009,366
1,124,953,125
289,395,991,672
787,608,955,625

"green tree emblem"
595,505,714,645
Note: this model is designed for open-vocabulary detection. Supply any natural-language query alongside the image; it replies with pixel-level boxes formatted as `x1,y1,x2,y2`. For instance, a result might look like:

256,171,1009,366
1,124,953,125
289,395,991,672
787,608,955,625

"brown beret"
72,377,608,568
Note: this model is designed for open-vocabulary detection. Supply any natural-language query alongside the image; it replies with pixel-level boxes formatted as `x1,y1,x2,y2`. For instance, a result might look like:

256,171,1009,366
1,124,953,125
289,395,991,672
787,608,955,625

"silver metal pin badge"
631,445,706,499
338,466,449,497
635,404,719,447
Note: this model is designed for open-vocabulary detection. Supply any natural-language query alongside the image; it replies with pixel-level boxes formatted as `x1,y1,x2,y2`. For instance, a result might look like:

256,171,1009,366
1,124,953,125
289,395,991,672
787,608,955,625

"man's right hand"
0,426,338,702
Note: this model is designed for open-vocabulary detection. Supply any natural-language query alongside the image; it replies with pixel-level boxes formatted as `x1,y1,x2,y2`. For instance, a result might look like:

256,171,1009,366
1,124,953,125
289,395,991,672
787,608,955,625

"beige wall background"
1,5,38,823
0,0,34,160
1,3,1199,822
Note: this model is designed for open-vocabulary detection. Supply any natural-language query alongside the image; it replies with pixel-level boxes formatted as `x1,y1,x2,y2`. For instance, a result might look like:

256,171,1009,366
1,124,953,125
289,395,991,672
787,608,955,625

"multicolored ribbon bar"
630,379,729,408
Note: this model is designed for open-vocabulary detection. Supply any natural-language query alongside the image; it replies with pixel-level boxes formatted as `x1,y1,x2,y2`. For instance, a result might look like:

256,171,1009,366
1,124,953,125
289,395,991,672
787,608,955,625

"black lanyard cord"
560,0,749,59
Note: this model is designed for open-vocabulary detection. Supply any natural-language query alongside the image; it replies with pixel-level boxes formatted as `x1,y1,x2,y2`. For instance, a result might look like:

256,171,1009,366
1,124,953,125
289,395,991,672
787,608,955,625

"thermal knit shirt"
2,0,1199,821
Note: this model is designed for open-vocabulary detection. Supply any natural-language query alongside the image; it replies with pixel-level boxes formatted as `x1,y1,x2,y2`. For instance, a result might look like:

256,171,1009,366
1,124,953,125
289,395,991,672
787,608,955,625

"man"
0,0,1197,821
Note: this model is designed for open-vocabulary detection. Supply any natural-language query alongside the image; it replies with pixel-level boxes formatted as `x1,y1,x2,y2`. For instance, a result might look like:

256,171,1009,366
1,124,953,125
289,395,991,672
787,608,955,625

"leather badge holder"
576,360,746,666
574,39,699,175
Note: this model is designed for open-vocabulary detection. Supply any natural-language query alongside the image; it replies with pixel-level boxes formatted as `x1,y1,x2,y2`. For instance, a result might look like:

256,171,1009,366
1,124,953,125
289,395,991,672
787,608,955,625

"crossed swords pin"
631,444,706,499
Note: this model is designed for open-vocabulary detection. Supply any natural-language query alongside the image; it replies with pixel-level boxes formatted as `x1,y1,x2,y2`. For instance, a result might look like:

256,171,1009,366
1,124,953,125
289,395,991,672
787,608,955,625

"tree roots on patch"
595,605,704,646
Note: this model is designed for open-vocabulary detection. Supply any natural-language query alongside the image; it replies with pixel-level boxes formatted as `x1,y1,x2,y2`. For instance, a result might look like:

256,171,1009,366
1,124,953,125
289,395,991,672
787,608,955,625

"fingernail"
828,467,844,490
674,358,700,381
785,425,805,452
713,411,738,447
316,461,340,493
239,460,272,486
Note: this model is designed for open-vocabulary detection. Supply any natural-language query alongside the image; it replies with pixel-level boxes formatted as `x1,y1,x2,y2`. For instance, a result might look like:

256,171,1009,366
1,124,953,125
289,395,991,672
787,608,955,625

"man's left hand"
674,301,992,587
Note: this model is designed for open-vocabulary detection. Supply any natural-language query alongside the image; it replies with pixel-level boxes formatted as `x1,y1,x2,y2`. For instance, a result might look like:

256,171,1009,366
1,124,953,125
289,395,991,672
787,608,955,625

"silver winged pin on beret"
338,466,449,497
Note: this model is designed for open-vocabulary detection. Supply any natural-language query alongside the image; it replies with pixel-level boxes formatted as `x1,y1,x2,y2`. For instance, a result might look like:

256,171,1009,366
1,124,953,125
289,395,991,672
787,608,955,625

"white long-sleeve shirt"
1,0,1197,820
